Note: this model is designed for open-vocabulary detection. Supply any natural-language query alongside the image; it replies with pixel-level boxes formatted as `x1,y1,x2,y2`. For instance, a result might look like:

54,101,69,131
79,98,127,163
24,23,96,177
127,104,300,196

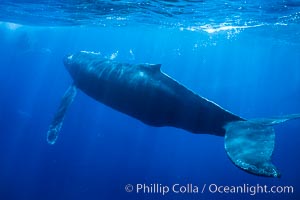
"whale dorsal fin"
140,63,161,72
149,64,161,71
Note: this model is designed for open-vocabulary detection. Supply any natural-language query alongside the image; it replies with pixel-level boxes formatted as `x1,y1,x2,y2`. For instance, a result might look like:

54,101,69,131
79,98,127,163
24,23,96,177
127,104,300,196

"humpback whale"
47,51,300,178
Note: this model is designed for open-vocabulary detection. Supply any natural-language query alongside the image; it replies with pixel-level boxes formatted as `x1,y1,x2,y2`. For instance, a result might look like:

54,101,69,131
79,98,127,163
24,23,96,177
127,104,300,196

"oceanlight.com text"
124,183,294,196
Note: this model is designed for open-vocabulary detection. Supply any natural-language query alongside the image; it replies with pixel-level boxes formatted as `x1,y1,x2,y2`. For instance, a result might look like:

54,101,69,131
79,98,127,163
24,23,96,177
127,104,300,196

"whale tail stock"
224,114,300,177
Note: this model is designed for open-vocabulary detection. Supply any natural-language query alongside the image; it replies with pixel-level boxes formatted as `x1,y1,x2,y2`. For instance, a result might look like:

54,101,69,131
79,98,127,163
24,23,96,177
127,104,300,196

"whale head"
63,53,75,73
64,51,102,72
63,51,105,82
63,52,84,82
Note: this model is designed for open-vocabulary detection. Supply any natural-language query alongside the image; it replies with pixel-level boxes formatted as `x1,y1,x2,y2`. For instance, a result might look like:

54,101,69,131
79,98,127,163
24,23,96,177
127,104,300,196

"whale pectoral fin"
47,84,77,145
224,114,300,177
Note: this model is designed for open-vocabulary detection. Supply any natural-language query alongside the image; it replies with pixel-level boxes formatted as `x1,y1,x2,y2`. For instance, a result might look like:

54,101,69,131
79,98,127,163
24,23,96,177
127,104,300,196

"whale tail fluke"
47,84,77,145
224,114,300,177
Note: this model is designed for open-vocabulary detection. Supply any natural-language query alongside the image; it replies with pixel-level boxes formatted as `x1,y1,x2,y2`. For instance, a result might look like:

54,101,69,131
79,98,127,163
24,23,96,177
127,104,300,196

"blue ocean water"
0,1,300,200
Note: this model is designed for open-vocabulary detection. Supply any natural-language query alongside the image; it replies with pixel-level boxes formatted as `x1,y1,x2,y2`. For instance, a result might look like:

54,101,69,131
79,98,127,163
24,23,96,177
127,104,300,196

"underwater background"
0,1,300,199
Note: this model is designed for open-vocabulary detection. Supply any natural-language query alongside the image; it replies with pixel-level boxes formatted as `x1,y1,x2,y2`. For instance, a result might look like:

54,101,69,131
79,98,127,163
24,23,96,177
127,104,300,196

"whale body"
65,52,243,135
47,51,300,178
